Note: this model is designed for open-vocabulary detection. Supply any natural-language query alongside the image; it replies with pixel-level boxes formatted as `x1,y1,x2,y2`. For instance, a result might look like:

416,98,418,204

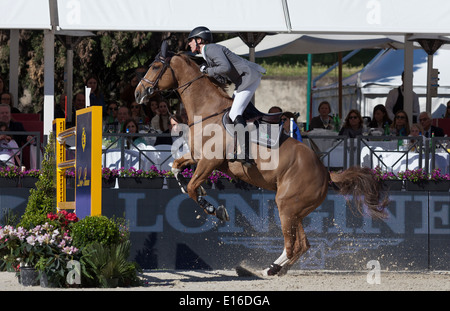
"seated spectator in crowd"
268,106,283,114
121,118,146,149
310,101,333,130
0,104,26,146
130,101,149,127
1,92,20,113
104,101,120,133
390,110,410,136
85,74,105,109
418,111,445,137
339,109,363,138
117,105,131,133
369,104,392,129
281,111,302,142
151,99,171,133
170,114,190,158
54,93,67,119
444,100,450,118
0,76,5,94
0,121,20,167
120,67,147,106
409,122,423,151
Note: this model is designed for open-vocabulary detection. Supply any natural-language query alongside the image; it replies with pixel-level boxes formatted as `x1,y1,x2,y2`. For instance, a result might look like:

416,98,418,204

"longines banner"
1,188,449,270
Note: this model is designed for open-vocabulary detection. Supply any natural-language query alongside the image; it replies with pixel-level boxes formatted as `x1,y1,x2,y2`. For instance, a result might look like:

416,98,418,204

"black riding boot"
232,115,255,168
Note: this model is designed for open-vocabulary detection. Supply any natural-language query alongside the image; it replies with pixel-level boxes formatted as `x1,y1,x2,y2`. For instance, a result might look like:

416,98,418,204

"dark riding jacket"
202,44,266,92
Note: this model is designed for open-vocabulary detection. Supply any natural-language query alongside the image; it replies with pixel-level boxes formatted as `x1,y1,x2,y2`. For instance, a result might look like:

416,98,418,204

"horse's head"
135,41,177,104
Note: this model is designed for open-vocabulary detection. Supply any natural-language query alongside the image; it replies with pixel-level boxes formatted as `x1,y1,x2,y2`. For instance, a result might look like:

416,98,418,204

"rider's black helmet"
188,26,213,43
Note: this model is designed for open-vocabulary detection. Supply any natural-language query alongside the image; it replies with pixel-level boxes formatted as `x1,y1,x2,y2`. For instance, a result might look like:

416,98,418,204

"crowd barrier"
2,187,449,271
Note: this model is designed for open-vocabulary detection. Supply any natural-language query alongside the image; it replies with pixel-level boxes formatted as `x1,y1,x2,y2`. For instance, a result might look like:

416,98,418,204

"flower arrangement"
102,167,119,181
208,170,233,184
397,168,450,183
118,165,162,178
371,166,400,181
0,166,21,178
20,169,40,178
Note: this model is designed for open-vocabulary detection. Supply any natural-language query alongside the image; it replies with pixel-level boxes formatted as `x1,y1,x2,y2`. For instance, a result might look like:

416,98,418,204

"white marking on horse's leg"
261,248,289,276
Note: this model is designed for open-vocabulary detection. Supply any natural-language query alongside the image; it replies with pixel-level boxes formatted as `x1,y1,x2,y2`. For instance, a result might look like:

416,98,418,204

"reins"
141,54,231,128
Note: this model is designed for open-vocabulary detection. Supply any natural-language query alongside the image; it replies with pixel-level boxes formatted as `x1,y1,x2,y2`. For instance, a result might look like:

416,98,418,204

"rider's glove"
200,65,208,74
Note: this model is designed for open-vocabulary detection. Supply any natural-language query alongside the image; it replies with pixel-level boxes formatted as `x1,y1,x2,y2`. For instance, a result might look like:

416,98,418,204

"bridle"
139,54,228,127
139,55,208,98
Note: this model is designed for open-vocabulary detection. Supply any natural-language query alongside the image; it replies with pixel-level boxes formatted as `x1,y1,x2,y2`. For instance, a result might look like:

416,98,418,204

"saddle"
222,103,284,148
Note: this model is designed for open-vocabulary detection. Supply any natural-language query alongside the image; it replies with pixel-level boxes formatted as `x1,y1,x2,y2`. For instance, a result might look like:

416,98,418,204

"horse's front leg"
171,153,198,194
186,160,229,221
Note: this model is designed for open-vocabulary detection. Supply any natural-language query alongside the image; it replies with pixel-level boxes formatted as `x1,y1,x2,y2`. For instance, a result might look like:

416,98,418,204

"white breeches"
229,76,262,121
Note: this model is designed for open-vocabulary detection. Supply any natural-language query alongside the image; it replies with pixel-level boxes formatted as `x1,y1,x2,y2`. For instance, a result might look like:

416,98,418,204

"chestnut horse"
135,48,388,276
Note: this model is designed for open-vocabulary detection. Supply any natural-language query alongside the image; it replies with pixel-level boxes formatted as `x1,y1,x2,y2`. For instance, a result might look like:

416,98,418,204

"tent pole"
404,35,414,123
338,52,343,117
306,54,312,131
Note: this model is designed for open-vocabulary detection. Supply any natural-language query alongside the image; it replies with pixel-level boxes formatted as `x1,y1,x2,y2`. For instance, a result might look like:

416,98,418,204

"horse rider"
187,26,266,167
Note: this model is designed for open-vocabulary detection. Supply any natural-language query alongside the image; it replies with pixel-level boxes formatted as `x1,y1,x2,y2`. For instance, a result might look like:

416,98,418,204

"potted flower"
117,166,164,189
371,166,403,191
208,170,235,190
399,168,450,191
0,210,80,287
0,165,21,187
165,167,193,189
102,167,118,188
20,168,41,188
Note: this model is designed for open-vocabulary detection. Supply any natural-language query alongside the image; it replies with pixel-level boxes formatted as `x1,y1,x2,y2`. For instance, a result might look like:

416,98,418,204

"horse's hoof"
215,205,229,221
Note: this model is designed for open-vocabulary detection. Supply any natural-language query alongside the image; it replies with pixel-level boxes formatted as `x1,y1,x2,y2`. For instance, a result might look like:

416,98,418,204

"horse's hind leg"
263,219,310,276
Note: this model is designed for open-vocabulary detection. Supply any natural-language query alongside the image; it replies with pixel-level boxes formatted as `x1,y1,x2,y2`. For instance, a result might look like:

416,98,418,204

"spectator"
409,123,423,152
418,111,444,137
1,92,20,113
369,104,392,129
339,109,363,138
170,114,190,158
0,76,5,94
444,100,450,118
310,101,333,130
130,101,149,127
385,72,420,122
391,110,410,136
0,121,21,167
122,118,146,149
144,98,159,121
151,99,171,133
180,106,189,124
268,106,282,114
0,104,26,146
120,67,147,106
281,111,302,142
85,74,105,109
117,105,131,133
54,93,67,119
104,101,120,133
73,92,86,111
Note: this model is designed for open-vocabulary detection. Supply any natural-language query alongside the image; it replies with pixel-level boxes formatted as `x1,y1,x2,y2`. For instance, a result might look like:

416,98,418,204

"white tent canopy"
219,33,407,57
0,0,51,30
56,0,289,32
312,48,450,119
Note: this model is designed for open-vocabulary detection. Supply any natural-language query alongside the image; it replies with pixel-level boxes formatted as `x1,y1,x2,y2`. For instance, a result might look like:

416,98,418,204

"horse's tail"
329,166,389,219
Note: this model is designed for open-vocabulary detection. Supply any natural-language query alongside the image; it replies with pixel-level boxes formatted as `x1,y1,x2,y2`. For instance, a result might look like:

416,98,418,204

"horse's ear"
161,40,168,59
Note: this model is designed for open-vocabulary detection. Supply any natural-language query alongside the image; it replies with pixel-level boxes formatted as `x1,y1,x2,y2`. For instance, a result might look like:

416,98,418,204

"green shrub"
71,215,121,248
19,134,56,229
80,241,142,288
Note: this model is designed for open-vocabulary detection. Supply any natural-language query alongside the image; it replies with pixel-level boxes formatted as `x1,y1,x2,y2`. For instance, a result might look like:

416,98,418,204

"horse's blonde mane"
177,53,232,100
